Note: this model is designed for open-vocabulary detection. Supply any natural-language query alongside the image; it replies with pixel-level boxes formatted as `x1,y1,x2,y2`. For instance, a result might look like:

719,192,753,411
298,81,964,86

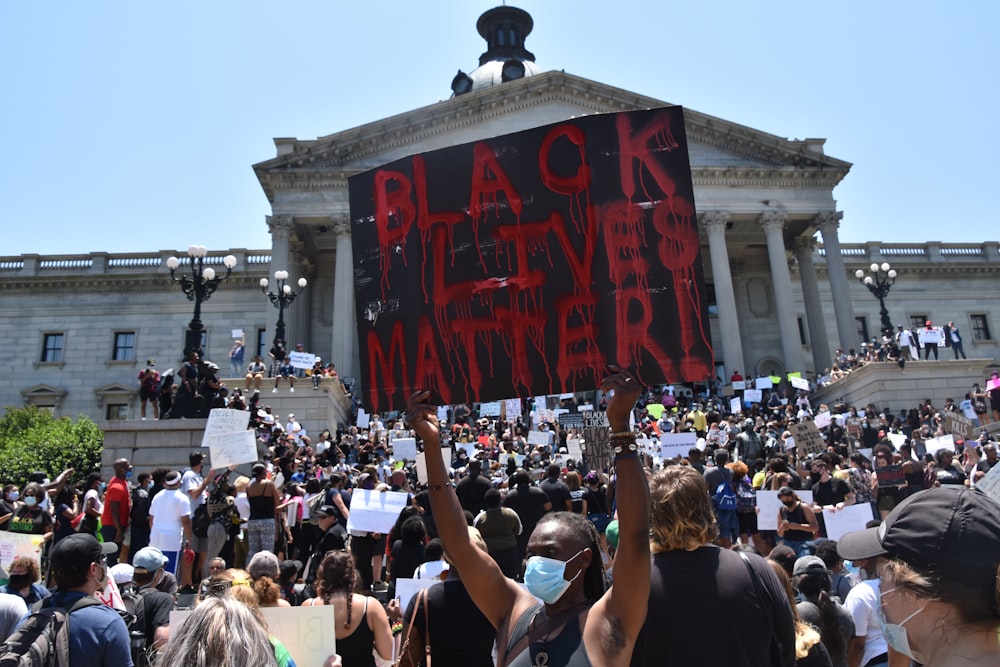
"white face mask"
877,587,926,662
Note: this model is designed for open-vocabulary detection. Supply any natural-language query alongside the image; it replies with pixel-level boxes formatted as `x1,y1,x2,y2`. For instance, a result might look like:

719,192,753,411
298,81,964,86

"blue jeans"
778,538,812,558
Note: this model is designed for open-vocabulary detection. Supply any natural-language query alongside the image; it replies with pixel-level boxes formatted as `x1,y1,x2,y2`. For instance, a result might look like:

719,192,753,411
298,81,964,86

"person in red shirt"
100,457,132,564
730,370,744,383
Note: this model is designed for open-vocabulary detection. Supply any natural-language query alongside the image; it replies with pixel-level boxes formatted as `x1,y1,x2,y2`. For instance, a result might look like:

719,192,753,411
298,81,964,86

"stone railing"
0,250,273,276
817,242,1000,264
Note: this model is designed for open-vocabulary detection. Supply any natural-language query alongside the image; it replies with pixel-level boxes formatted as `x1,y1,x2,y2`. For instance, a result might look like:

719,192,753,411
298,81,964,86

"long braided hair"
317,551,358,628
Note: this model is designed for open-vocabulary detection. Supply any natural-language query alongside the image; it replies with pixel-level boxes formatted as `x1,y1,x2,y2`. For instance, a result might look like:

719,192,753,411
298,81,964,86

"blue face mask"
524,548,587,604
124,471,133,480
23,496,37,507
6,491,19,502
98,482,107,493
877,587,926,663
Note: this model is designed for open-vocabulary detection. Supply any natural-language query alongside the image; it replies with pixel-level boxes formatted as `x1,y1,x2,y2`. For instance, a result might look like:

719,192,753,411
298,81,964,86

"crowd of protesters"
1,362,999,665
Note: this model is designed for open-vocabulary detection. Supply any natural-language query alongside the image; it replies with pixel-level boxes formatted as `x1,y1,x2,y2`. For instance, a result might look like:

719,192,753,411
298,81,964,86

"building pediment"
253,71,850,203
21,384,67,399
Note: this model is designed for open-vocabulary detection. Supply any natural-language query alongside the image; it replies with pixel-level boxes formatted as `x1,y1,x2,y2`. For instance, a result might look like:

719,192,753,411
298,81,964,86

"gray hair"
156,596,277,667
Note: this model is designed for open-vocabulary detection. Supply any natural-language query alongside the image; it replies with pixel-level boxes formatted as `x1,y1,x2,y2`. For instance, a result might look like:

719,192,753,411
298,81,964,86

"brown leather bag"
394,589,430,667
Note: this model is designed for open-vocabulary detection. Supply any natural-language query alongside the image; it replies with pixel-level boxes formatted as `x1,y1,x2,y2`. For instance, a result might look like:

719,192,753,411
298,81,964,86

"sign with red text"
349,108,712,412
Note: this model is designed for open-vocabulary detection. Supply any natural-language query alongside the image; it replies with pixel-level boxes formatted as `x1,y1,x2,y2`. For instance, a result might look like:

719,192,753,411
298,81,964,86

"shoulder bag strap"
739,552,781,666
393,588,427,667
420,590,431,667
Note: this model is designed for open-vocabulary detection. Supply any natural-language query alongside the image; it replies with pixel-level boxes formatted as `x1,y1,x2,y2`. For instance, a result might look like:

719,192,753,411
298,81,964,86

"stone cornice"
0,273,268,295
254,71,851,201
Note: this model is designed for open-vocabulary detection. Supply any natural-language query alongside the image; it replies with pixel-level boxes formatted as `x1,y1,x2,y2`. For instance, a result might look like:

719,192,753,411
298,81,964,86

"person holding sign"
405,365,648,667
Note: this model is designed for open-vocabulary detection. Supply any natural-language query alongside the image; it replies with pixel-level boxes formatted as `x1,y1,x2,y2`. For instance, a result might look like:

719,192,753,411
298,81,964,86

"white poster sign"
659,432,698,460
415,449,451,485
755,377,773,390
288,351,316,369
527,431,550,447
886,433,907,448
813,411,832,429
923,434,956,457
730,397,742,415
976,462,1000,501
205,430,258,468
566,437,583,460
171,606,337,667
822,503,876,542
756,490,815,531
356,409,370,430
790,376,810,391
0,532,44,574
479,401,501,417
203,408,251,441
392,438,417,461
744,389,762,403
231,329,244,339
345,490,413,534
394,578,438,614
732,381,746,391
505,399,522,419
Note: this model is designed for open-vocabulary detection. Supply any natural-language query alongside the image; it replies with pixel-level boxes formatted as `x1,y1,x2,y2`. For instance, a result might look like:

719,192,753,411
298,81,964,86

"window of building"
909,315,927,329
855,317,869,346
41,333,64,362
105,404,129,420
798,317,808,345
971,314,992,341
113,332,136,361
257,328,268,358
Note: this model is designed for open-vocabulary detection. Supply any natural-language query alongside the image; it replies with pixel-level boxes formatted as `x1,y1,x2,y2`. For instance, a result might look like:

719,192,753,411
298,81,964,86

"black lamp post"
855,262,898,335
166,245,237,358
260,270,307,350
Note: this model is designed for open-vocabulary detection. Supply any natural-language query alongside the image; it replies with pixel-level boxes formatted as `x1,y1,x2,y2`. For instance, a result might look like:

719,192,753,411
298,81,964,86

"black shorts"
140,387,158,401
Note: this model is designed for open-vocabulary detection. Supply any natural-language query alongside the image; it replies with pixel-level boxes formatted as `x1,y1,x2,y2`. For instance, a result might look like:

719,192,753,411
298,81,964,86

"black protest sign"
876,464,905,488
349,108,712,412
944,413,974,442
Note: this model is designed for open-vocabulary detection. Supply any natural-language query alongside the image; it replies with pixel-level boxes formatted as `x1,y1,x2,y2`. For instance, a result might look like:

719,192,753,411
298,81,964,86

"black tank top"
506,604,593,667
337,597,376,667
247,485,275,520
780,502,813,541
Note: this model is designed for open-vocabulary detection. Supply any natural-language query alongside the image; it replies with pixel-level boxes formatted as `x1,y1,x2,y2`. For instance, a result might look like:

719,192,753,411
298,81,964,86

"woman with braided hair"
301,550,393,666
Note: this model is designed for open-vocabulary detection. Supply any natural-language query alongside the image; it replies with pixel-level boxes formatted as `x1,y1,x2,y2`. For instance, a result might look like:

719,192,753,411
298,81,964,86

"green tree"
0,406,103,486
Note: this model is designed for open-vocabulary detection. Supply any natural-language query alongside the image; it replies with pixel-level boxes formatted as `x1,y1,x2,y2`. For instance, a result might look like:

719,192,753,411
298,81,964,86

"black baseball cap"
50,534,117,572
838,487,1000,587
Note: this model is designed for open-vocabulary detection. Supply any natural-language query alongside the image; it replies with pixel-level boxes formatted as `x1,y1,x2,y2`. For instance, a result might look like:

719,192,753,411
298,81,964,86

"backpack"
712,479,738,512
734,478,757,513
0,596,103,667
191,504,210,539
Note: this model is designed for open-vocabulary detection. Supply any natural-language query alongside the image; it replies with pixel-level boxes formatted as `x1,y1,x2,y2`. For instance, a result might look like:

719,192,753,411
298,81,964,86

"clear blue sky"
2,1,995,257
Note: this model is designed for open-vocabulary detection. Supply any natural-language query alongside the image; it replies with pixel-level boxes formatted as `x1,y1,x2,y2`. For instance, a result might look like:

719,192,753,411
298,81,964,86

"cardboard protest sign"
345,490,413,534
289,351,316,370
945,413,974,441
581,411,612,474
392,437,417,461
822,504,876,542
171,607,336,667
350,107,711,412
790,421,825,457
659,432,698,460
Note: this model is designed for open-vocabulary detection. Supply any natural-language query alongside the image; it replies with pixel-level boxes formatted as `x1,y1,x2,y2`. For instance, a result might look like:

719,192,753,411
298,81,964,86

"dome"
450,6,541,97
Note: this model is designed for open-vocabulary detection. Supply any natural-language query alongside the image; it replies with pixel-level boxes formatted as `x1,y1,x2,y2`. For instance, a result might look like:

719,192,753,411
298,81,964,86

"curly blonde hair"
649,466,717,552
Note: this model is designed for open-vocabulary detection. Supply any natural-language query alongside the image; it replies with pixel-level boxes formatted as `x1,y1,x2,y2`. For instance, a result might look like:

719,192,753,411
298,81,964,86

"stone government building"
1,5,998,424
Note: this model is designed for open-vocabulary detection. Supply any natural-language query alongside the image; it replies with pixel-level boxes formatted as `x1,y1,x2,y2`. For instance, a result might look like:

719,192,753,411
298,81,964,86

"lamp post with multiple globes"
166,245,237,358
855,262,898,335
260,270,307,351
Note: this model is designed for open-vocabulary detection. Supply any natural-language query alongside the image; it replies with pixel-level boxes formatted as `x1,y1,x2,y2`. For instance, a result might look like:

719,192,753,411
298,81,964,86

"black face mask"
8,574,32,589
781,499,797,508
809,472,822,484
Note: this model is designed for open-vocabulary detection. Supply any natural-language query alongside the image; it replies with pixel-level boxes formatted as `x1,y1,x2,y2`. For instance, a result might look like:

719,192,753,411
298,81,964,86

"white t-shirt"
843,579,889,667
149,488,192,552
181,469,205,512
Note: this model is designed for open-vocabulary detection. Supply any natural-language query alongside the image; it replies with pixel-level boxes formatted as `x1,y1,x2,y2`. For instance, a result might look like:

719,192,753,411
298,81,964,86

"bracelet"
613,442,639,456
609,431,635,439
614,451,639,460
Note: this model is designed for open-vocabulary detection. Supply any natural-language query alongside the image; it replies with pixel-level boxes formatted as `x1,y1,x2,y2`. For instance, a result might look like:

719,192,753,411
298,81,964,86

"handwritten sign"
659,432,698,460
755,377,773,390
822,504,876,542
527,431,551,447
924,434,956,457
566,437,583,460
205,430,258,469
945,413,974,441
345,490,413,534
791,421,825,457
505,399,522,419
732,381,746,391
171,606,337,667
790,376,810,391
0,532,43,574
558,413,585,430
479,401,500,417
203,408,251,441
289,351,316,370
392,438,417,461
744,389,762,403
976,462,1000,501
813,411,832,429
730,397,742,415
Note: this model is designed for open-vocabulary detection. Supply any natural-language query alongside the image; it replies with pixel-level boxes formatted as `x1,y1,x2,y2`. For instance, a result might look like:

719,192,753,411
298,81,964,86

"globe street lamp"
260,270,307,350
166,245,237,357
855,262,898,335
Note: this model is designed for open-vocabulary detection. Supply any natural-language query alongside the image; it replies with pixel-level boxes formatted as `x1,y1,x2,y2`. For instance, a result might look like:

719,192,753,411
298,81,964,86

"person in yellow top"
688,404,708,436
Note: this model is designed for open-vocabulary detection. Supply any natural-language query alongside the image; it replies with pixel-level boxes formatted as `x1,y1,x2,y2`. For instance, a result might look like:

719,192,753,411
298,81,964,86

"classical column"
266,215,295,348
759,211,804,373
331,218,358,383
816,212,858,350
792,237,832,374
701,211,745,377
